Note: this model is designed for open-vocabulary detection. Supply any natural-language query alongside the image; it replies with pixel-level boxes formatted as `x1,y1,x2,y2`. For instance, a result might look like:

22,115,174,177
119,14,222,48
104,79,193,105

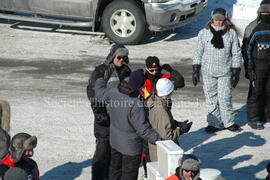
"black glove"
176,120,193,134
170,70,185,89
231,68,241,88
192,65,201,86
247,62,256,82
162,64,174,72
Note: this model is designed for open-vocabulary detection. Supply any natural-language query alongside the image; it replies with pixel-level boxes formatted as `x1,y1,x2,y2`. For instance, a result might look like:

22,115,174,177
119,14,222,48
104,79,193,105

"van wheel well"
95,0,144,31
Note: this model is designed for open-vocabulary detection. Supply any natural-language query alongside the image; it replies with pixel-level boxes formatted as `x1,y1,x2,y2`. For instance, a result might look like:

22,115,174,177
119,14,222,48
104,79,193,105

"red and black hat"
145,56,161,69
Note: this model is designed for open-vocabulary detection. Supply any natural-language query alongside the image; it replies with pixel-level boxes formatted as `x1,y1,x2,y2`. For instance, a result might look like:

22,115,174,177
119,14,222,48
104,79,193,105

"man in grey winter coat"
95,69,161,180
192,8,242,133
87,44,131,180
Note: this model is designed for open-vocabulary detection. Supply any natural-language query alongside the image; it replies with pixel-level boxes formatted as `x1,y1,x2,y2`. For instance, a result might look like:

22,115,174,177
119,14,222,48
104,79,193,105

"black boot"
226,124,241,132
205,125,219,134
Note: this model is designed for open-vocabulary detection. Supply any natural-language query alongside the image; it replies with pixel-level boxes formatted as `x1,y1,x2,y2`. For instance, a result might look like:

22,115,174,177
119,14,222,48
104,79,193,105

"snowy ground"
0,0,269,179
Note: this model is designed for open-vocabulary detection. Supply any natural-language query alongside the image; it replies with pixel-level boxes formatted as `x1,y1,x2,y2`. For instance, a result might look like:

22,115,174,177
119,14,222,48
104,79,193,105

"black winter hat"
128,69,145,90
145,56,160,68
212,8,227,21
258,0,270,13
4,167,28,180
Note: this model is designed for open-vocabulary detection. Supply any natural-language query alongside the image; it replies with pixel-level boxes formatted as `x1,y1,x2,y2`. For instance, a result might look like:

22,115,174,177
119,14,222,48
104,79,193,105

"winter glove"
247,62,256,82
231,68,241,88
192,64,201,86
118,65,131,81
170,70,185,89
162,64,174,72
175,120,193,134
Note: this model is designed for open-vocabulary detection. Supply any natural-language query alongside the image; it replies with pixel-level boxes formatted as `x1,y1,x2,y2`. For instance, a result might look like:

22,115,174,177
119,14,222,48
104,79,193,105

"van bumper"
144,0,207,31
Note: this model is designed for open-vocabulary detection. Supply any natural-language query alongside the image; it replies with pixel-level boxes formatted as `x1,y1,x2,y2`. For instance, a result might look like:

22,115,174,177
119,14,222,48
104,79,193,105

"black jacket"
15,158,39,180
247,20,270,65
87,62,130,138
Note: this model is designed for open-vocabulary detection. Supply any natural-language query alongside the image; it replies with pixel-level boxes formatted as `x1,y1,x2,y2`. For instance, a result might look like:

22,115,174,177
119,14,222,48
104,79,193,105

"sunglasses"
148,68,159,73
183,169,198,174
116,56,128,62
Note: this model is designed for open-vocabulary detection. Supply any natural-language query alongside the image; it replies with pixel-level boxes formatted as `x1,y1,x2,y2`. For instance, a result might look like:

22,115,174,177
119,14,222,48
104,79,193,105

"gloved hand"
162,64,174,72
176,120,193,134
192,64,201,86
247,62,256,82
231,68,241,88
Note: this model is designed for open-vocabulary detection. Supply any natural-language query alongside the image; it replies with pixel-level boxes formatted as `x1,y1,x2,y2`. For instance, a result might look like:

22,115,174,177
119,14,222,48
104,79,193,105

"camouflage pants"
202,75,234,128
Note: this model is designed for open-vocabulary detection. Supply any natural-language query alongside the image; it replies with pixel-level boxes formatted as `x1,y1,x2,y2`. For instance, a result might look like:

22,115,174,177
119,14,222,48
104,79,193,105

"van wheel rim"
110,9,136,38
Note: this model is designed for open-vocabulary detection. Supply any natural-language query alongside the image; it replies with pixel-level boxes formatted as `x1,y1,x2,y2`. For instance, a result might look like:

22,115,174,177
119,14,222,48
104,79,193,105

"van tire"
101,0,146,45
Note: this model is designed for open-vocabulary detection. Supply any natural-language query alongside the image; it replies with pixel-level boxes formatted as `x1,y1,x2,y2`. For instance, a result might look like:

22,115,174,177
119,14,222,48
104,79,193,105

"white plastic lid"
156,140,183,154
200,168,225,180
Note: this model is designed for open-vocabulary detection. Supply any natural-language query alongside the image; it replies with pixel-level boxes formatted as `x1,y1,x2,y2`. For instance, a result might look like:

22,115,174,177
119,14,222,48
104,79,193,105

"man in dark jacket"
242,14,267,129
87,44,131,180
95,70,161,180
246,0,270,129
0,130,39,180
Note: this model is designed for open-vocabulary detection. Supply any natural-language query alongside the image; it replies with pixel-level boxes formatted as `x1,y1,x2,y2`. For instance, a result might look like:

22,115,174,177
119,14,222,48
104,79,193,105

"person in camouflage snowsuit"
192,8,242,133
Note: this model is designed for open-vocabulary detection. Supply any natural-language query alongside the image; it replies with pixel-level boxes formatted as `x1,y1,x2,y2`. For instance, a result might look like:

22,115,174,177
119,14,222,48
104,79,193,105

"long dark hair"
205,19,242,37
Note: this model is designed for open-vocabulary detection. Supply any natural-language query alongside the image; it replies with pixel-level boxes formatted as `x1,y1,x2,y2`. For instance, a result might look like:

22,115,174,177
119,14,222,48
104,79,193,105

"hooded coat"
87,44,131,137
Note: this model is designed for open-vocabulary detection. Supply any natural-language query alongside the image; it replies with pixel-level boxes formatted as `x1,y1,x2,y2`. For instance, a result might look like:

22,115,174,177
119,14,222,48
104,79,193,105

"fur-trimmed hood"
105,44,129,64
